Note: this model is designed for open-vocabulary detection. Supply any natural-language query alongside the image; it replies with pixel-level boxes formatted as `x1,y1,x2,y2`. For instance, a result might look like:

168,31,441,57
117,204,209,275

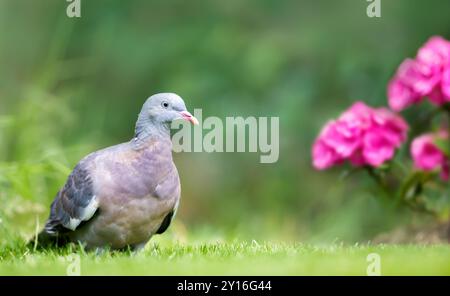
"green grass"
1,238,449,275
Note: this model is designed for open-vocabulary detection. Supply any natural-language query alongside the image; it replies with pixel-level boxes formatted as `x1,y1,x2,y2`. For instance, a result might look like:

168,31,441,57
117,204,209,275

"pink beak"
179,111,199,125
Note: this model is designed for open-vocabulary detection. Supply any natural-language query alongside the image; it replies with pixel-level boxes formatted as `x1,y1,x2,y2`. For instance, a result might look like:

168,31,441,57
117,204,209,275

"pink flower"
417,36,450,73
441,66,450,98
388,36,450,111
312,102,409,170
312,135,342,170
411,131,449,181
387,76,421,112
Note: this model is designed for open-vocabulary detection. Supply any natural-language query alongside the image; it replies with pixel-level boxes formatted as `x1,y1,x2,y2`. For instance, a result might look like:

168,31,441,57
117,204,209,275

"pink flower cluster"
388,36,450,111
411,131,449,181
312,102,408,170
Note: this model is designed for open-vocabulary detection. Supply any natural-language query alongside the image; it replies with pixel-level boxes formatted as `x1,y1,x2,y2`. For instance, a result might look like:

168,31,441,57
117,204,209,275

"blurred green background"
0,0,449,247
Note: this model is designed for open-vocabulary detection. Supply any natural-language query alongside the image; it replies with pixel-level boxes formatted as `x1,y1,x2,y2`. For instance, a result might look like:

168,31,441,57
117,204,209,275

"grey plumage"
36,93,198,251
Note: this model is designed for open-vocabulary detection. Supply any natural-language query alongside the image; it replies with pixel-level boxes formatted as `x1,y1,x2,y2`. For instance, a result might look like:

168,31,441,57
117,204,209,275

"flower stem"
413,103,450,132
365,166,389,194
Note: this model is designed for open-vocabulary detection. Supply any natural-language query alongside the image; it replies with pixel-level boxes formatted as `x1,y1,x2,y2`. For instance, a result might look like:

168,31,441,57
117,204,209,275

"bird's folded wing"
44,163,98,235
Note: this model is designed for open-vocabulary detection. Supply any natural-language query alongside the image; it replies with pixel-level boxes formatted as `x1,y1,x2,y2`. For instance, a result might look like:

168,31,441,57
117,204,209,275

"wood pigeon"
36,93,198,251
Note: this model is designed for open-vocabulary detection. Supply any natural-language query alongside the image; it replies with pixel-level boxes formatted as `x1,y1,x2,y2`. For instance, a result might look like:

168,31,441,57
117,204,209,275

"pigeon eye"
162,102,169,109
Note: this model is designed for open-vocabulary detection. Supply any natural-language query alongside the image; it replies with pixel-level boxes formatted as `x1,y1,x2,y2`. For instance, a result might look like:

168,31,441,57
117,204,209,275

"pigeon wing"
44,162,98,235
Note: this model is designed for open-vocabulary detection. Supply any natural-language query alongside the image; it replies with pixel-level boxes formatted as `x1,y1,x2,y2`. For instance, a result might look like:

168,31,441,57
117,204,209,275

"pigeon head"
135,93,198,139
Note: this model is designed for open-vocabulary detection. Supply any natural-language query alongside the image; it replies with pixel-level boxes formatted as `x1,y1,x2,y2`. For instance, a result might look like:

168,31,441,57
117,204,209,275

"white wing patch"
63,195,99,231
172,198,180,218
67,217,81,231
82,195,99,221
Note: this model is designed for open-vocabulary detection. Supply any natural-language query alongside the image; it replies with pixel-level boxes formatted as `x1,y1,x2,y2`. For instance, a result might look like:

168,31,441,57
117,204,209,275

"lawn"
1,238,449,276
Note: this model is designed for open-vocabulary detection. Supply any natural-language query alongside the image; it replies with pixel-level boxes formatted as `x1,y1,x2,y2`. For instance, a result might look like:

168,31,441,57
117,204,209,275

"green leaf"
397,171,428,202
433,138,449,157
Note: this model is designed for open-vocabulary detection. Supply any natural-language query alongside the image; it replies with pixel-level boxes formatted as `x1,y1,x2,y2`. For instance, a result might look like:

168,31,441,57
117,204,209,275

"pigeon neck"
132,119,171,150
